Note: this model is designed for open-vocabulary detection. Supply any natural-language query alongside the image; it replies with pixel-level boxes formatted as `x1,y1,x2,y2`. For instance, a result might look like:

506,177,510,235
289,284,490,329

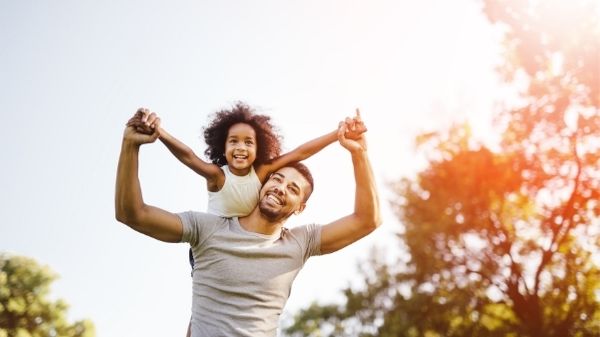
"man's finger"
145,112,158,128
345,117,356,131
127,117,144,126
354,121,367,133
338,122,348,141
138,108,150,124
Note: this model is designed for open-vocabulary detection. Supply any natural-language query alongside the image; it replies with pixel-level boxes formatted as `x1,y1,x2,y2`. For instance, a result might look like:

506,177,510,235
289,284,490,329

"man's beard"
258,199,292,222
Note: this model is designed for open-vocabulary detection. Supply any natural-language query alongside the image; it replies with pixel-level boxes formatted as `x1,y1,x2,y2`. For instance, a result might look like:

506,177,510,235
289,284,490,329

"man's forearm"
115,139,145,224
317,145,381,254
352,150,381,230
115,126,184,242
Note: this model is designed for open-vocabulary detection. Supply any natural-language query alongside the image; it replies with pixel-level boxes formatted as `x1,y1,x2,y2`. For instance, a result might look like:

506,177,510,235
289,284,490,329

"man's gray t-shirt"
178,211,322,337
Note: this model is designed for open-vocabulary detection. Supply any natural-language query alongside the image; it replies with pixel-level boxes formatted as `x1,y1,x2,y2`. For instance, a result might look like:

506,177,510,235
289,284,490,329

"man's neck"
238,208,285,236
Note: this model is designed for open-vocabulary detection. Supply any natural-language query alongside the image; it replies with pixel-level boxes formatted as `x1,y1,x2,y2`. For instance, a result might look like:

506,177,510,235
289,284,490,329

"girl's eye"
245,140,254,145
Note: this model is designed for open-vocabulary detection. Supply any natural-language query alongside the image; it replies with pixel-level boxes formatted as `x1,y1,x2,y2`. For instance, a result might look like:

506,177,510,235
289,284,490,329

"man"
115,109,381,337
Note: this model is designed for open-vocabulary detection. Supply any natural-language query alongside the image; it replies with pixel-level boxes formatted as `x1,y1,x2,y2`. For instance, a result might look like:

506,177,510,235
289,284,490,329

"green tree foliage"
285,0,599,336
0,253,95,337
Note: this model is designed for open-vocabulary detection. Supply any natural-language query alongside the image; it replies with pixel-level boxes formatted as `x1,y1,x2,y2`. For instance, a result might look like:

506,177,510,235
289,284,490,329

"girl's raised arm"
256,109,366,183
158,128,224,191
127,111,224,191
256,129,338,182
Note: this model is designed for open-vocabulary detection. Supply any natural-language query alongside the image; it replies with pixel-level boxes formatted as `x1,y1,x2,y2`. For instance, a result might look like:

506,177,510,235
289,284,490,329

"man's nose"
273,185,284,196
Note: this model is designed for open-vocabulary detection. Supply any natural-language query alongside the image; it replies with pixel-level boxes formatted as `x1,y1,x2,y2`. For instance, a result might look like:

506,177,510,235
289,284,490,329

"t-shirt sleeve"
290,223,322,262
177,211,223,247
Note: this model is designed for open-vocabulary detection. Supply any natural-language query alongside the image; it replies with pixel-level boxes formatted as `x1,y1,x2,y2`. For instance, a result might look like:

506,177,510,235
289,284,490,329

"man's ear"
294,203,306,215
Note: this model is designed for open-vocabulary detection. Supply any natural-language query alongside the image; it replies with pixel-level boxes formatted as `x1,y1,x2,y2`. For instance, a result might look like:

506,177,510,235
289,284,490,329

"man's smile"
266,193,283,205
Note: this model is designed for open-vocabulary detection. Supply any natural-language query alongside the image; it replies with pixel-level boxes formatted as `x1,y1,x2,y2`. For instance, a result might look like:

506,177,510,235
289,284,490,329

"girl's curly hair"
203,102,282,167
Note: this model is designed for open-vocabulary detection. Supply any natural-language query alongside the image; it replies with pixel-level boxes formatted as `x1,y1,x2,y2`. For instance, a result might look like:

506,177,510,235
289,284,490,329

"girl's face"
225,123,258,175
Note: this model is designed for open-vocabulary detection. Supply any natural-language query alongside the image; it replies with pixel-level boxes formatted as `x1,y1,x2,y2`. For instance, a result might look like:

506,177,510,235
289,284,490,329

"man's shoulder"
285,223,322,258
178,211,230,224
286,223,321,241
179,211,233,244
288,223,320,233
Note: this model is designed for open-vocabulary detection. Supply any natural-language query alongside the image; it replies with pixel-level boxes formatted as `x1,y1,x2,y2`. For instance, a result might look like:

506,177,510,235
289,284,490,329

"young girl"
128,102,364,336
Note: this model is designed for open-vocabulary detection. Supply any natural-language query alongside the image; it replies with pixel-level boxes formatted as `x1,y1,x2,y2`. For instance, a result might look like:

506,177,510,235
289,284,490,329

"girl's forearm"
291,129,338,160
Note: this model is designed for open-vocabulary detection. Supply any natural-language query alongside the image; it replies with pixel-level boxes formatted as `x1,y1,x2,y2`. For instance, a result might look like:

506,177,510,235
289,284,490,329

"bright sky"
0,1,502,336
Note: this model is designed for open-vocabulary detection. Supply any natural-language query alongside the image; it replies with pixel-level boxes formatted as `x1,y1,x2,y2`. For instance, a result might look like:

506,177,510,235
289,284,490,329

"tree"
285,0,599,336
0,253,95,337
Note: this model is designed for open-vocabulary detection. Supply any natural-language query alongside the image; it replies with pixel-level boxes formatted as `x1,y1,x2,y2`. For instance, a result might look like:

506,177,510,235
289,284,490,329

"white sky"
0,1,503,336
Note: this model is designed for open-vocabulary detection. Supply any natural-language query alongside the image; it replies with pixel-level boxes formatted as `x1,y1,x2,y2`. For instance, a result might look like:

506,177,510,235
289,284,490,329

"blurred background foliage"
0,253,95,337
285,0,600,336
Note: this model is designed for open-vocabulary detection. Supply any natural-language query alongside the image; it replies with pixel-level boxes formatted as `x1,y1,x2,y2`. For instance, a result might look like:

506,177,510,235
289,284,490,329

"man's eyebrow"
272,172,285,179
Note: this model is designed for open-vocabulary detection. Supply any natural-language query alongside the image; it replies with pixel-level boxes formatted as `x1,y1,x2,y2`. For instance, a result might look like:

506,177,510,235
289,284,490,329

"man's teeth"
267,195,282,205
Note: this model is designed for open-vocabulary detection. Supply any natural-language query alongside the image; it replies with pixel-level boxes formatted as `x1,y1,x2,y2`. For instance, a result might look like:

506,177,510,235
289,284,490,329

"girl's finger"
150,117,161,130
151,118,162,139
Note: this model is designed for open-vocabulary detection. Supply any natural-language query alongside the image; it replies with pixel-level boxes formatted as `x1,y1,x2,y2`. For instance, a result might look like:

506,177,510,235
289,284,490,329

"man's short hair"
285,162,314,201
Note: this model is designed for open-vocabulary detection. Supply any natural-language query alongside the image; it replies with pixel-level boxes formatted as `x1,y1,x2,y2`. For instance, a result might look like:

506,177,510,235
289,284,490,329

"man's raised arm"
115,108,183,243
320,112,382,254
